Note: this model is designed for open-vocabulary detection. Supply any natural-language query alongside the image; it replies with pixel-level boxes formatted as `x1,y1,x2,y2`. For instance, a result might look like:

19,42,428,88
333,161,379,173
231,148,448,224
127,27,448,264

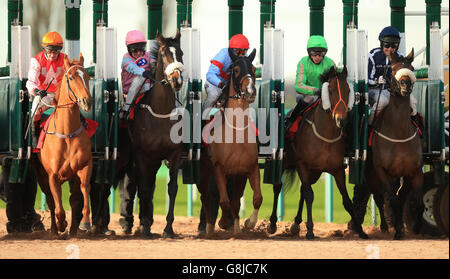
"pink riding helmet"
125,30,147,46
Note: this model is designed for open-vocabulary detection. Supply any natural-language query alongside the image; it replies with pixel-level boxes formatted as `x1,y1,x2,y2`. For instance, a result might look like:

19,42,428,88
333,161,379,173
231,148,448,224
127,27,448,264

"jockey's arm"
295,61,316,95
206,62,224,88
122,56,145,76
26,57,41,97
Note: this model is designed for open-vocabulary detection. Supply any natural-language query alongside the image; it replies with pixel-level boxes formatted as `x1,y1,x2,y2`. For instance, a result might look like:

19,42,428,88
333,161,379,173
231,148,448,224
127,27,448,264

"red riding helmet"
229,34,249,49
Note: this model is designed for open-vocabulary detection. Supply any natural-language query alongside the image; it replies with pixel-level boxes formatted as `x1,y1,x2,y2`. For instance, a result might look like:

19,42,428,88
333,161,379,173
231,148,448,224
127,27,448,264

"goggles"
233,48,248,56
309,51,326,57
381,42,399,49
44,48,61,55
129,46,146,53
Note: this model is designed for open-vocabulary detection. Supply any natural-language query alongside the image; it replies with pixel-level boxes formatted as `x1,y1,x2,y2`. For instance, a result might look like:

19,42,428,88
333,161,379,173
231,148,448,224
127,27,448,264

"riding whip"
24,78,54,139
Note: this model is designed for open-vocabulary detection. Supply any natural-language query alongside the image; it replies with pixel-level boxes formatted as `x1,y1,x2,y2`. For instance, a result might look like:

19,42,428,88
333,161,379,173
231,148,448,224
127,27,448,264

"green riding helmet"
307,35,328,53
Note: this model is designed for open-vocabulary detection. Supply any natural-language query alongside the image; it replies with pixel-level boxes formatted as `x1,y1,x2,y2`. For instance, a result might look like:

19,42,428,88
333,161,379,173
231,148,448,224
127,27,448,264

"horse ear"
406,48,414,63
389,51,399,62
156,31,165,46
64,54,70,70
248,48,256,63
341,65,348,78
228,47,237,62
175,29,181,41
78,52,84,66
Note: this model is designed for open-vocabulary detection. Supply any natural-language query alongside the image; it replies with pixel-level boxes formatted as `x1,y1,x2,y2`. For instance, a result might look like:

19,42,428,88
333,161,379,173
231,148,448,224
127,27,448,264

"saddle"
32,112,98,153
285,100,321,140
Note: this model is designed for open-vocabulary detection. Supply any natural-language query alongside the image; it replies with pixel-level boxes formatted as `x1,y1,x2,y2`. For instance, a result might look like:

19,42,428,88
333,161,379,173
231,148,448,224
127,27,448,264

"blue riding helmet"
378,26,401,43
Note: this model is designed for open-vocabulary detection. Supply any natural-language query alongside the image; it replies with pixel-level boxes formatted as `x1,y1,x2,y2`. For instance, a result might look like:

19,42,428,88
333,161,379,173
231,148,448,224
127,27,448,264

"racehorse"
130,30,184,238
198,48,262,235
268,66,368,239
363,49,422,240
34,53,93,235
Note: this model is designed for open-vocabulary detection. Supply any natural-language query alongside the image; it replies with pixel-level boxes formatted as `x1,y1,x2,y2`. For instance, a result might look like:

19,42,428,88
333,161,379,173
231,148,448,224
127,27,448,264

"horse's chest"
211,143,258,174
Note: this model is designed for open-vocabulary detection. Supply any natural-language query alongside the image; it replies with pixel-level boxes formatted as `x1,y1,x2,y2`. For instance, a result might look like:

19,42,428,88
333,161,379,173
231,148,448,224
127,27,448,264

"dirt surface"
0,209,448,259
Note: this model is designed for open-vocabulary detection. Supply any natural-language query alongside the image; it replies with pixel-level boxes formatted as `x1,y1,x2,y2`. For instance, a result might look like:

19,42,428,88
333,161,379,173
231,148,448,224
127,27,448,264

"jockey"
285,35,335,129
26,31,66,148
202,33,250,119
367,26,418,124
119,29,158,119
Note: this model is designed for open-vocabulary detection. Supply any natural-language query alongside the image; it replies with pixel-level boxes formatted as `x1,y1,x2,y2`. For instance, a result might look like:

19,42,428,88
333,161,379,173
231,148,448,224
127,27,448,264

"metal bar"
187,184,193,217
325,173,333,223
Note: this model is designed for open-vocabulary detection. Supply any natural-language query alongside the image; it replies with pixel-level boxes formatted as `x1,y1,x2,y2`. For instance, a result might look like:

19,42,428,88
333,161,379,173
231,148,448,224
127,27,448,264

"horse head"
320,66,354,128
228,48,257,103
156,30,185,92
389,49,415,97
63,53,92,112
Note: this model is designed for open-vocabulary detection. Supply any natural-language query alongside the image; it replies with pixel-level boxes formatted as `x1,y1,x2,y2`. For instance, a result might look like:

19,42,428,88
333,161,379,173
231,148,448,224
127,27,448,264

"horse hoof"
58,221,68,233
162,230,175,239
234,226,242,235
267,223,277,234
393,231,404,240
244,218,256,230
79,222,91,232
290,223,300,236
306,231,315,240
206,224,214,236
359,231,369,239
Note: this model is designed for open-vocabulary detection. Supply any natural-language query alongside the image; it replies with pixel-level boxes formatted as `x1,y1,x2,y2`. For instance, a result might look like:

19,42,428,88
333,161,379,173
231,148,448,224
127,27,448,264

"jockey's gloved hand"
377,76,386,85
314,88,321,95
142,70,152,80
36,89,47,97
218,82,225,89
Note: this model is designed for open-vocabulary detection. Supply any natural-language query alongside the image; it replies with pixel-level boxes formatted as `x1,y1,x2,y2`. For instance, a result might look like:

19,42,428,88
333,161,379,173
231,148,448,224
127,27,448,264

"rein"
331,79,348,118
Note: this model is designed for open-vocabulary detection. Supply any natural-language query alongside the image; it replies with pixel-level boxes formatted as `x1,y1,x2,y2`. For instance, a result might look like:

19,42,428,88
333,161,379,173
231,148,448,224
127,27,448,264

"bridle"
229,58,255,100
55,65,88,108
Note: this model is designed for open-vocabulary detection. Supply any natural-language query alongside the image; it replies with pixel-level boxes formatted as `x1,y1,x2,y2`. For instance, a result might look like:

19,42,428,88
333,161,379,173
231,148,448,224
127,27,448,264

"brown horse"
34,53,93,235
199,48,262,235
130,31,184,238
268,66,368,239
364,49,422,240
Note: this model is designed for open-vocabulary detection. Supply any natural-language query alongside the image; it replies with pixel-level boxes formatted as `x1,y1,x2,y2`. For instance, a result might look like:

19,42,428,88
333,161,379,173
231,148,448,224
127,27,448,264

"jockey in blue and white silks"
368,26,417,124
203,34,250,119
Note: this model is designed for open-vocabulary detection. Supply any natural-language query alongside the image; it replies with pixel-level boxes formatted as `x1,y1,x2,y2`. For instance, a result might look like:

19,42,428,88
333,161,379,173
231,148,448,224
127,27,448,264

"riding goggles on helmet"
233,48,248,56
381,41,399,49
44,45,63,52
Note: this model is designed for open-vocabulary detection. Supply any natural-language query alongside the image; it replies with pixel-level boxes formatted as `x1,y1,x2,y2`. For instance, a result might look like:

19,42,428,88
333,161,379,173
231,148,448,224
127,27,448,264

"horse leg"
407,171,424,234
136,159,160,238
163,158,180,238
332,168,368,239
373,190,389,232
35,167,57,234
48,174,67,233
68,178,83,236
244,166,262,230
230,176,246,234
212,166,231,234
77,164,92,232
377,168,403,239
268,182,282,234
293,166,321,239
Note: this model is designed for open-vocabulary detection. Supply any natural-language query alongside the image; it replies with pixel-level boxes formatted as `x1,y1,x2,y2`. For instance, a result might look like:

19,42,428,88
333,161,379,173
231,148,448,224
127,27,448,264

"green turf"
0,165,380,225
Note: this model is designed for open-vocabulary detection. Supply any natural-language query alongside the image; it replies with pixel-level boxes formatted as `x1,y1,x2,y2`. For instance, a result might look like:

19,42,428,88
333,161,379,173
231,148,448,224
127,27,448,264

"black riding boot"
285,99,308,131
31,121,40,148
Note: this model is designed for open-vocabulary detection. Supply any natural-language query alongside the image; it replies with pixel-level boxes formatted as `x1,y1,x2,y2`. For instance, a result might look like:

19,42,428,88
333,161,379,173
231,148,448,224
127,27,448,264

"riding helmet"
378,26,401,43
41,31,63,51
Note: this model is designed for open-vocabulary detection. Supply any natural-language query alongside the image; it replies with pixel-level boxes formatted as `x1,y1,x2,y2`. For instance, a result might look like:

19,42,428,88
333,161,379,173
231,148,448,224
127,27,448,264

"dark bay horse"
363,49,422,240
199,48,262,235
34,54,93,235
268,66,368,239
130,30,184,238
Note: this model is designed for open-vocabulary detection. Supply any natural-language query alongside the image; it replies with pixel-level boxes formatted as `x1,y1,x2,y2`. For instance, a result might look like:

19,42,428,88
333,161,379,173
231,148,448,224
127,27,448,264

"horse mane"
52,79,63,105
319,66,345,84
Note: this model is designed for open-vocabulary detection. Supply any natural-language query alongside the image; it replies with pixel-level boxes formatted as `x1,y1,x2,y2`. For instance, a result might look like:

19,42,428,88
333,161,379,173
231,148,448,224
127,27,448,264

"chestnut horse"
361,49,422,240
34,54,93,235
268,66,368,239
130,31,184,238
199,48,262,235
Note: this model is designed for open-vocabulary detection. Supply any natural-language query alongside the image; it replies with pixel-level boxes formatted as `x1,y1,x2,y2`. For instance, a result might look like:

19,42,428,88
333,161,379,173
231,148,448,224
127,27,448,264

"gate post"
65,0,81,59
309,0,324,36
390,0,406,54
148,0,163,39
228,0,244,38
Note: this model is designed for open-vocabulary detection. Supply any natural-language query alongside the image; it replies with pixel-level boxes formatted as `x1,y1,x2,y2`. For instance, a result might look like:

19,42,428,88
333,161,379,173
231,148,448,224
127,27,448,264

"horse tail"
282,166,298,193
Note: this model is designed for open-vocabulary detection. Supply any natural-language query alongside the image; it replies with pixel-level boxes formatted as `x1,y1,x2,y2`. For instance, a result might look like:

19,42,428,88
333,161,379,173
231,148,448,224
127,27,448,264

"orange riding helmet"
41,31,63,50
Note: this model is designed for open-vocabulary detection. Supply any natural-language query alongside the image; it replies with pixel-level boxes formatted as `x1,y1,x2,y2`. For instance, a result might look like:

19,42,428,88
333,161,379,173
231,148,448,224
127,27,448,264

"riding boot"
285,99,307,131
80,114,88,129
31,121,40,148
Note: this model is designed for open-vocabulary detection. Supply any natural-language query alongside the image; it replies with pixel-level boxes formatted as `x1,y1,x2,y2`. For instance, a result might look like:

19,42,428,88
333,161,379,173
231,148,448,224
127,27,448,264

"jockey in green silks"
286,35,335,130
